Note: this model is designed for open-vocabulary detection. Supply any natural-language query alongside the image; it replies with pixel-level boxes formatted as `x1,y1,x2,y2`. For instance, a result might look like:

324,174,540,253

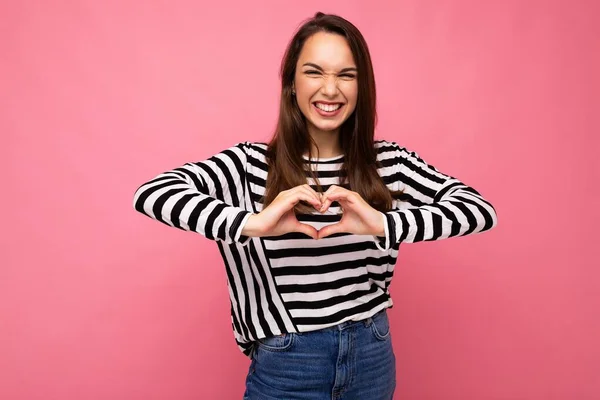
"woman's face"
293,31,358,137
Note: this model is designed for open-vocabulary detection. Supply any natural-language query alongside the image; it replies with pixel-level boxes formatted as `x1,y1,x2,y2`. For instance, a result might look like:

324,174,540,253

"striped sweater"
133,140,497,356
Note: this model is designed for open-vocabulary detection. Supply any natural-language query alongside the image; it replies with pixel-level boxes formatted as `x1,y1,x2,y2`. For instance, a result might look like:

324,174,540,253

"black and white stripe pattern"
133,140,497,356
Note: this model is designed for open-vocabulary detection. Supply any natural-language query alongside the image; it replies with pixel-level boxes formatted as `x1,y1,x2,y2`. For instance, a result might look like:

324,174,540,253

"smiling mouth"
313,102,343,112
313,101,344,114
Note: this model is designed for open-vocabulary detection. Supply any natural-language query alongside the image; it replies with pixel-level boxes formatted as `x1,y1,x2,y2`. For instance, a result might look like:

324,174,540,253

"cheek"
297,79,320,97
343,83,358,107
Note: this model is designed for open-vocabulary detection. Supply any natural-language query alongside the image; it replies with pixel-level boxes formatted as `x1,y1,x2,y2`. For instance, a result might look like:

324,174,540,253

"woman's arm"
374,142,498,250
132,142,253,245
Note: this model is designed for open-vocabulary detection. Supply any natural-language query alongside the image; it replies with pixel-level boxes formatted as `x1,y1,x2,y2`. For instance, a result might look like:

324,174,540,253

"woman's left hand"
317,185,385,239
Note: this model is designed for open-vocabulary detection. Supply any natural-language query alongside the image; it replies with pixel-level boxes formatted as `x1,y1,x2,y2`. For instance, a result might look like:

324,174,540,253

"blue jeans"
243,309,396,400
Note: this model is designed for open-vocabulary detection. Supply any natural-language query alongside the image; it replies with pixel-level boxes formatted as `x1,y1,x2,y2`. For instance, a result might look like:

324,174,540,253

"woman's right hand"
241,184,323,239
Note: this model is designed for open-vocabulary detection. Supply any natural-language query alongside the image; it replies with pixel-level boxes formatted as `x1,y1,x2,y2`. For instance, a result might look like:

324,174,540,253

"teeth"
315,103,342,112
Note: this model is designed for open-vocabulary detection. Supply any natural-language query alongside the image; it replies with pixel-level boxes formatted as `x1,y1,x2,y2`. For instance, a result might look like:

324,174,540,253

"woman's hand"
317,185,385,239
241,184,323,239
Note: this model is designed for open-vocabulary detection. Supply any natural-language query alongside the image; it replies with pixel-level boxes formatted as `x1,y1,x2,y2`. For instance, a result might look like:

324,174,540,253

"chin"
310,122,343,133
308,117,348,133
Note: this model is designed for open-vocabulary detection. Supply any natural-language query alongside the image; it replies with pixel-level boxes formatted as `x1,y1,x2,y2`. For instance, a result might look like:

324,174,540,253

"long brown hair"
263,12,398,213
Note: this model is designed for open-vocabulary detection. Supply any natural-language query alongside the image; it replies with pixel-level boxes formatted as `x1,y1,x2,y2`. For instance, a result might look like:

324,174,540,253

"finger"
319,185,341,212
287,185,321,209
320,184,338,201
282,185,320,204
297,186,323,209
295,184,321,203
321,190,356,209
286,190,322,210
302,184,321,199
323,184,339,194
320,187,350,213
319,197,335,213
267,192,320,219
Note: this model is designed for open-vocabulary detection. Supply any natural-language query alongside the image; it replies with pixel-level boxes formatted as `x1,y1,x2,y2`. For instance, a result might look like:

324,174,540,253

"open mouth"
312,102,344,116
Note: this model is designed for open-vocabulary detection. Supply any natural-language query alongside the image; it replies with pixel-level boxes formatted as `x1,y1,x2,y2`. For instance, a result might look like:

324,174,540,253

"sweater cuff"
229,211,253,245
372,212,391,251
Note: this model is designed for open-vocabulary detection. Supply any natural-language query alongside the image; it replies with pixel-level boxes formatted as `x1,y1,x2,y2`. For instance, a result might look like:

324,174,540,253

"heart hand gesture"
241,184,322,239
316,185,385,239
241,184,385,240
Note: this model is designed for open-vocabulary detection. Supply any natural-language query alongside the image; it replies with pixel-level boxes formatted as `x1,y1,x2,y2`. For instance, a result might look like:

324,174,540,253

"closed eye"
303,70,356,79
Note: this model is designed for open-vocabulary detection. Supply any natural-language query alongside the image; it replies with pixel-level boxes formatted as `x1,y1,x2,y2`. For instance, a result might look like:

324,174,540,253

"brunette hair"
263,12,398,213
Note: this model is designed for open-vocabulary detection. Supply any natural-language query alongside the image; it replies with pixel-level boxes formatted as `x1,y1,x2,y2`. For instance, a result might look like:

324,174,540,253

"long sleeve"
374,142,498,251
133,142,253,245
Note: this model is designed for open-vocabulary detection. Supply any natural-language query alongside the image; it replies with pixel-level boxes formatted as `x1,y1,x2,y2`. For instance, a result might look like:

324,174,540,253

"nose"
321,75,339,97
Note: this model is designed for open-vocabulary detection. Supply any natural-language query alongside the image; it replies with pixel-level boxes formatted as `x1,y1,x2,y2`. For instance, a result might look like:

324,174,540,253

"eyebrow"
302,62,357,73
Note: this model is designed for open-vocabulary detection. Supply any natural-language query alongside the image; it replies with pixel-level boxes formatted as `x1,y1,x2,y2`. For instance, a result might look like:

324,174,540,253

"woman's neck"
305,128,343,159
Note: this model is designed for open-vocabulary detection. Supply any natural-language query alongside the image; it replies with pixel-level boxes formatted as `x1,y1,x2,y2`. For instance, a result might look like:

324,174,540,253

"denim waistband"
298,308,388,334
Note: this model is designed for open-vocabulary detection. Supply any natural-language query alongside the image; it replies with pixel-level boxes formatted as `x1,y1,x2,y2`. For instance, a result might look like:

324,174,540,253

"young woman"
133,12,497,400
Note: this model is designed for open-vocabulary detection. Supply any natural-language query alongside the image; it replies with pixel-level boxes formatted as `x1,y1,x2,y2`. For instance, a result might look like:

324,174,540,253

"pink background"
2,1,598,399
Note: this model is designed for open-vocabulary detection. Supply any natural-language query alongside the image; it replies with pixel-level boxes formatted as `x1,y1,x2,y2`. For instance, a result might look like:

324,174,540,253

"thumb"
317,222,344,239
294,222,318,240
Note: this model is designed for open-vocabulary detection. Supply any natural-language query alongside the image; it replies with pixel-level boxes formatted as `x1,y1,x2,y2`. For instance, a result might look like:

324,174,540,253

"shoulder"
222,141,266,156
227,141,269,166
375,139,420,160
375,139,441,173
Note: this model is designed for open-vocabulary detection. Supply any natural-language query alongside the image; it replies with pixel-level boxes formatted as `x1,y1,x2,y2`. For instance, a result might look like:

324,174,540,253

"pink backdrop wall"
2,1,598,399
